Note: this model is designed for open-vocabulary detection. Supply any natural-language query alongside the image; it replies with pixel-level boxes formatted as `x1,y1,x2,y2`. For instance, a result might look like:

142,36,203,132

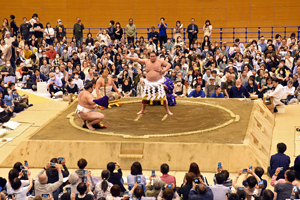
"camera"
296,128,300,132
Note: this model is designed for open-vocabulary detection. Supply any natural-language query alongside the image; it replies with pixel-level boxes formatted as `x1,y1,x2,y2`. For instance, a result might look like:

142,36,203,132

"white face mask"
101,42,104,45
56,55,59,58
233,47,237,50
88,43,91,46
204,49,208,52
178,39,182,42
51,77,55,80
280,71,283,74
43,55,46,57
244,61,249,64
266,58,270,62
75,75,79,79
223,59,226,61
63,50,67,53
256,55,260,59
8,90,12,94
6,64,10,67
55,70,59,73
71,81,74,85
39,49,42,53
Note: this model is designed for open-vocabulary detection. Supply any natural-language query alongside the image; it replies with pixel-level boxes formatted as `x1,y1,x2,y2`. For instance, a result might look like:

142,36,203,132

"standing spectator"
148,26,159,51
173,21,183,42
4,32,14,46
114,22,123,41
73,18,84,47
54,19,65,42
44,22,55,45
268,142,290,179
107,20,115,38
274,170,299,200
3,41,18,72
125,18,136,43
20,17,31,41
158,17,167,48
33,17,44,46
160,163,176,189
9,15,18,38
1,18,10,39
187,18,198,50
203,20,212,41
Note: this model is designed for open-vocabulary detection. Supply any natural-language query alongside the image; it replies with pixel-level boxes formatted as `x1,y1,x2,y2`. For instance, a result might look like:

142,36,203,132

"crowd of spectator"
1,14,300,110
1,142,300,200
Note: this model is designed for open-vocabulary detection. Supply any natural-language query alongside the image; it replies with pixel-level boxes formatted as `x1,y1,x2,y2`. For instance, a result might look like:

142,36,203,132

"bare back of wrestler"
77,83,104,131
125,52,173,115
95,69,122,99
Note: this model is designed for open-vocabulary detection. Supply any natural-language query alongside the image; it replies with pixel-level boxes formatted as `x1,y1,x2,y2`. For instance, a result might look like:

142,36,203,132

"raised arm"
125,55,146,65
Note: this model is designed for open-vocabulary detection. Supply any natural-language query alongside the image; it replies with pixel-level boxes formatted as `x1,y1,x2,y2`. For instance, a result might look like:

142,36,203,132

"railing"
17,26,300,45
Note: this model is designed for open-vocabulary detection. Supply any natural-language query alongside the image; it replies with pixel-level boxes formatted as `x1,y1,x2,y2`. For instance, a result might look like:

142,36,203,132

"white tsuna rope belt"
143,78,165,101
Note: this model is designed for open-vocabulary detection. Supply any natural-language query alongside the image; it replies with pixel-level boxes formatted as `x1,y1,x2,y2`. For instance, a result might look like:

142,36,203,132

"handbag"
0,109,12,123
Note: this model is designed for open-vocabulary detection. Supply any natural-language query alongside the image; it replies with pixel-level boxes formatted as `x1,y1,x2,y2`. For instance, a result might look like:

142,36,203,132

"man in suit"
268,142,290,179
186,18,198,50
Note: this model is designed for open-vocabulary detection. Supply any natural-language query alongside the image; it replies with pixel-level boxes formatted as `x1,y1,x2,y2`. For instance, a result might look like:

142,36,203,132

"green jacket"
73,23,85,38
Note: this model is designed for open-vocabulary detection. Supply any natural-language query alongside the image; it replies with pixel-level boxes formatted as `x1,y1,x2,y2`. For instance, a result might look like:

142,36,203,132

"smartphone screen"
58,157,64,164
194,178,199,184
66,188,71,194
238,187,244,190
249,166,252,170
218,162,222,169
50,163,55,167
42,194,49,198
83,177,87,183
293,186,298,193
258,181,263,185
242,169,247,173
167,184,172,188
24,160,28,167
8,195,13,199
84,170,88,175
137,176,141,183
152,170,155,177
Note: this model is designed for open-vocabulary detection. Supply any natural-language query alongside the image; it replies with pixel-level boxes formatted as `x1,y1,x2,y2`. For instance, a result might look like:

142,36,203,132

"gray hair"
69,172,79,185
153,177,163,190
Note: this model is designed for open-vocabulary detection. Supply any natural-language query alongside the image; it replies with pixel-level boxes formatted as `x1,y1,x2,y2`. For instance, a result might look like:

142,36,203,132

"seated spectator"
85,68,93,82
245,76,258,96
73,73,84,93
283,80,295,104
210,173,231,200
242,167,267,196
178,172,195,200
32,69,47,91
136,79,145,97
188,162,208,185
210,85,224,98
271,168,299,188
75,182,93,200
229,79,250,98
261,189,274,200
160,163,176,189
64,173,79,195
11,170,33,199
266,78,286,112
23,44,32,60
40,59,50,78
127,162,146,190
145,176,164,199
268,142,290,179
4,87,24,113
47,72,62,98
188,83,205,98
9,83,32,108
1,61,14,77
46,45,57,60
34,162,63,197
158,186,179,200
188,183,213,200
6,169,29,194
233,169,262,200
213,168,232,187
107,162,125,192
122,79,132,97
205,77,216,97
95,170,113,199
173,78,186,98
107,185,122,200
274,170,299,200
46,158,69,200
67,77,78,104
292,155,300,180
222,73,235,98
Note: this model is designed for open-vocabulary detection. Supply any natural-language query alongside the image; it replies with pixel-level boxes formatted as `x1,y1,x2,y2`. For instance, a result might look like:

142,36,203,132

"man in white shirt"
74,73,84,93
11,170,33,200
210,173,231,200
267,78,286,112
283,80,295,104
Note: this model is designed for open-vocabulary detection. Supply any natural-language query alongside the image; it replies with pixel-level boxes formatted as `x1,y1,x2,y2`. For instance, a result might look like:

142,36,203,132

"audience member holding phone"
178,172,196,200
212,163,232,187
187,163,208,185
273,170,299,200
270,168,299,187
95,170,113,199
126,162,146,190
64,172,79,195
107,162,126,192
145,176,164,199
188,179,213,200
242,166,267,196
210,173,231,200
157,184,180,200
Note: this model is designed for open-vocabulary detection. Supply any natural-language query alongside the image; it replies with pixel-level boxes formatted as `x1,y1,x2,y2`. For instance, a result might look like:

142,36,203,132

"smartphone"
280,167,283,171
66,187,71,194
238,187,244,190
152,170,155,177
242,169,247,173
167,184,172,188
136,176,141,183
23,169,28,174
218,162,222,169
20,166,25,170
24,160,28,167
193,178,199,184
50,162,56,167
294,185,298,193
258,181,264,185
7,195,13,199
83,176,87,183
58,157,64,164
249,166,252,170
42,194,49,198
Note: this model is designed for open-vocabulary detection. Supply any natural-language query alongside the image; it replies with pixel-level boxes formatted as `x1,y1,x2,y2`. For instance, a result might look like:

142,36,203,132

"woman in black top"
122,79,132,97
201,36,211,50
246,76,258,95
85,33,94,46
114,22,123,41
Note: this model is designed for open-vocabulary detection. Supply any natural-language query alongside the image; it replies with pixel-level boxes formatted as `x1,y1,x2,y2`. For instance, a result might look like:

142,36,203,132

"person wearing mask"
54,19,66,42
187,18,198,50
73,18,84,47
32,69,47,91
73,73,84,93
47,72,62,98
107,20,116,38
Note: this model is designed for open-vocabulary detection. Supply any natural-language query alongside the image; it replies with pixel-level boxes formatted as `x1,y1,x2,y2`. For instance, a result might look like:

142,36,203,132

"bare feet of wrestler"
166,110,173,115
81,119,86,126
86,123,95,131
137,110,145,115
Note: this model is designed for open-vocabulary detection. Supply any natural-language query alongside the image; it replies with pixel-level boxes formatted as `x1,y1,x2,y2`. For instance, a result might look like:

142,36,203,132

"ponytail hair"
101,170,110,192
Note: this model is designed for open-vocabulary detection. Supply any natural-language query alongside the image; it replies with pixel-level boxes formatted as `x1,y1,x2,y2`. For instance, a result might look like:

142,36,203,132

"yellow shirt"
23,50,32,60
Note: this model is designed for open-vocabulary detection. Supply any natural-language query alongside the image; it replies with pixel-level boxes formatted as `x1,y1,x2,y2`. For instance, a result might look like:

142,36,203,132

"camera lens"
296,128,300,131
